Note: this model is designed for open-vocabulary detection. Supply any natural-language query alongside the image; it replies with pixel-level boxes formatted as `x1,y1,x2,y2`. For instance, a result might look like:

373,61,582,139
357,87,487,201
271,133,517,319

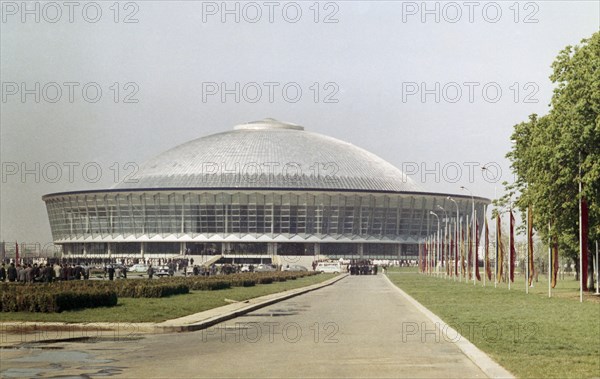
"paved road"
1,275,488,378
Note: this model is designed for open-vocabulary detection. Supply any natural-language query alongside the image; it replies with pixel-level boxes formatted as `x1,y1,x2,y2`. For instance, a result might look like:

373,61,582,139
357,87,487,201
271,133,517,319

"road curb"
383,274,515,379
0,273,348,344
154,273,348,333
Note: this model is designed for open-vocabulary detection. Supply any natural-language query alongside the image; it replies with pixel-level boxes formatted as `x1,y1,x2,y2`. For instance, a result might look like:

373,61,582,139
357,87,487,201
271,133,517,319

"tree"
504,32,599,289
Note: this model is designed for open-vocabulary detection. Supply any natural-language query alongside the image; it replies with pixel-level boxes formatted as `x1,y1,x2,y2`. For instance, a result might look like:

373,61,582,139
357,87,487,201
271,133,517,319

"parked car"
316,262,341,274
129,263,149,273
255,264,276,272
282,264,308,272
156,265,173,277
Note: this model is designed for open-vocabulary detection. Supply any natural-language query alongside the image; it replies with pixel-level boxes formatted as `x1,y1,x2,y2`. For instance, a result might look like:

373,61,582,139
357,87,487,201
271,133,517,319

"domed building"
43,119,489,264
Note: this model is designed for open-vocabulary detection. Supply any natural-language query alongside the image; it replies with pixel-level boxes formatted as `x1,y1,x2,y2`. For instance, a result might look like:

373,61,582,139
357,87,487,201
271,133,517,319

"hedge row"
0,284,117,313
58,280,190,298
78,271,315,295
160,271,316,289
112,282,189,298
1,271,320,312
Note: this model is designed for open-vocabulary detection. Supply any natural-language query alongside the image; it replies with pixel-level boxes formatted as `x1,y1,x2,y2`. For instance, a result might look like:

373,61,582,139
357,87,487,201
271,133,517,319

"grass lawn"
387,269,600,378
0,273,335,323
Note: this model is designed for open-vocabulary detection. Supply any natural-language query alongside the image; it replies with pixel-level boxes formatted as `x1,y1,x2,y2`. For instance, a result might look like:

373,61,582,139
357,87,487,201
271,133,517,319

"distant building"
43,119,489,262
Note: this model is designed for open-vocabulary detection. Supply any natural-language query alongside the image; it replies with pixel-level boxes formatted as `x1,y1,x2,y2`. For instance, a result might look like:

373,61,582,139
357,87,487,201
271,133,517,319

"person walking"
107,265,115,281
7,263,17,282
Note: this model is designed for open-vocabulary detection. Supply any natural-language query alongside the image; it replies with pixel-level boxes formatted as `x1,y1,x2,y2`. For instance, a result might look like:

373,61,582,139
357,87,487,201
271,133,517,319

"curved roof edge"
42,187,491,204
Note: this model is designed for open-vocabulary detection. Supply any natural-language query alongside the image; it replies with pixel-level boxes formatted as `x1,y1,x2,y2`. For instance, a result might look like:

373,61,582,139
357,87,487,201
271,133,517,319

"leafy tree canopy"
502,32,599,261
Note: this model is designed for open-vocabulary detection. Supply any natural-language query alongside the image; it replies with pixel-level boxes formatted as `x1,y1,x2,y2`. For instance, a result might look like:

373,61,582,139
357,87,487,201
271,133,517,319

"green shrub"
0,283,117,313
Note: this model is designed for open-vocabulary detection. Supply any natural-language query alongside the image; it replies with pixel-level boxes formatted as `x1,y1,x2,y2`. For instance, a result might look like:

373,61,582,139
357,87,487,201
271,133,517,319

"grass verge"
0,273,335,323
387,271,600,378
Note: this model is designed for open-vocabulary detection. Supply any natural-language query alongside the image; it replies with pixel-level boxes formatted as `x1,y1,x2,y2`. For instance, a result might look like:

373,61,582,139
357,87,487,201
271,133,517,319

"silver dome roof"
114,119,421,192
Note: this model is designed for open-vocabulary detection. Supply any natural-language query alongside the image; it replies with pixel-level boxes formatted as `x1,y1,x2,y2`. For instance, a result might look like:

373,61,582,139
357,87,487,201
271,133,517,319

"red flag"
485,216,492,280
467,222,472,280
496,215,504,282
510,211,516,283
581,197,589,291
475,221,481,281
425,241,429,273
454,234,458,277
441,230,445,267
444,231,450,276
422,242,426,273
552,237,559,288
15,241,19,264
527,206,535,286
461,226,466,276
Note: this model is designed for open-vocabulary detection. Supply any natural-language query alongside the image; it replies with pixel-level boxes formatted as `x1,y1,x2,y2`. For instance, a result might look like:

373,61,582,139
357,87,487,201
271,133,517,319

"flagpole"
508,208,512,291
548,222,551,298
437,204,449,280
429,236,432,275
443,220,447,279
453,220,456,282
483,205,487,287
459,218,462,282
418,241,422,274
464,216,467,283
465,214,468,283
433,235,435,276
445,216,449,280
595,240,599,295
425,237,428,275
579,154,583,303
438,222,441,278
447,197,459,283
596,240,600,295
474,209,477,286
460,186,476,286
526,207,529,295
495,214,498,288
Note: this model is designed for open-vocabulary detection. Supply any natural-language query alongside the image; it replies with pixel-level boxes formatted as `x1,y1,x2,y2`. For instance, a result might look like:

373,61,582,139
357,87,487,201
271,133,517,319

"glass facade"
44,189,487,258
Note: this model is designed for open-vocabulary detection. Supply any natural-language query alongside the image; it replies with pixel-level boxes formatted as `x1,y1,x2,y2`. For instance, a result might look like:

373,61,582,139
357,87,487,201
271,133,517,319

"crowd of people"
348,259,379,275
0,261,90,283
0,258,277,283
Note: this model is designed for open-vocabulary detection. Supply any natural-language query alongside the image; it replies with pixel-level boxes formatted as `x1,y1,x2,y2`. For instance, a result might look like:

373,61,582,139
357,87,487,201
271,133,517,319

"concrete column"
140,242,145,259
267,242,278,256
181,242,187,255
222,242,231,254
358,243,364,258
314,243,320,259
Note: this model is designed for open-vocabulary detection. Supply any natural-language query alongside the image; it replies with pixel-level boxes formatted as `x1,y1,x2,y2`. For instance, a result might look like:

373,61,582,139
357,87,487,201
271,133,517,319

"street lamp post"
430,211,440,277
461,186,476,286
448,196,459,282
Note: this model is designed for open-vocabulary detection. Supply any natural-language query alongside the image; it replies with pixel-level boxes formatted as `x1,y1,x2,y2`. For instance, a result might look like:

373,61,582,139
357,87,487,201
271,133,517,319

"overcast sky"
1,0,599,246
